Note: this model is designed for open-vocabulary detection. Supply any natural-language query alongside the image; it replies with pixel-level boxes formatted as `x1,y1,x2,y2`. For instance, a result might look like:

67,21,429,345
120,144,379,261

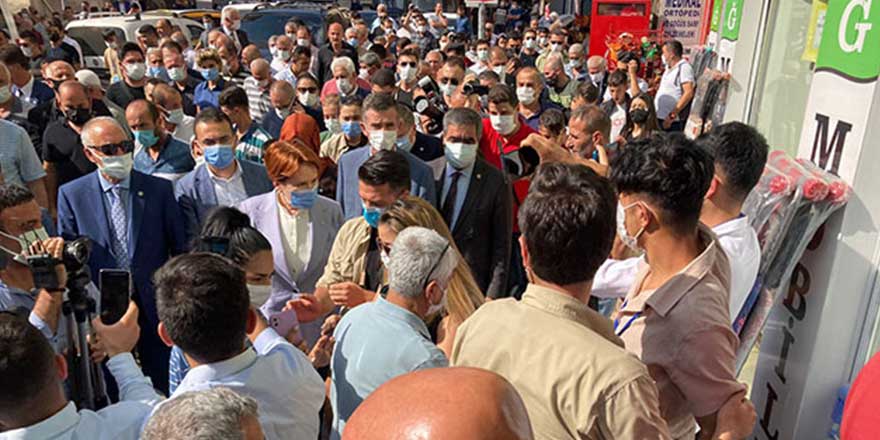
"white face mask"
165,108,185,125
274,50,291,62
369,129,397,151
124,62,146,81
590,72,605,85
616,202,644,251
167,66,186,82
445,142,477,169
490,114,516,135
416,24,427,34
297,38,309,47
20,46,33,58
550,43,562,53
337,78,354,95
275,107,291,120
492,65,504,76
227,19,241,31
439,83,457,97
0,85,11,104
523,38,536,49
248,283,272,308
298,91,317,107
399,65,416,82
359,68,371,80
379,249,391,268
325,118,341,134
477,49,489,61
516,86,536,105
100,153,133,180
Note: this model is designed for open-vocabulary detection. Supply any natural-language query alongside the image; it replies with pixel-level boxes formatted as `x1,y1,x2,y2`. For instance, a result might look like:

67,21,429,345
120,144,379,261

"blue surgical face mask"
348,38,359,48
396,134,412,152
290,188,318,210
147,65,166,78
362,205,383,228
200,67,219,81
341,121,362,139
133,129,159,148
204,144,235,168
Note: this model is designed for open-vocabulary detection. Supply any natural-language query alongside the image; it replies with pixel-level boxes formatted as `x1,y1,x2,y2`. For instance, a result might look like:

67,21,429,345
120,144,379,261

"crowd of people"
0,1,767,439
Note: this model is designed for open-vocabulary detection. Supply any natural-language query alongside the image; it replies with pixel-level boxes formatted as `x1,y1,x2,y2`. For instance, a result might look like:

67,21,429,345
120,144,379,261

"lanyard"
613,299,642,336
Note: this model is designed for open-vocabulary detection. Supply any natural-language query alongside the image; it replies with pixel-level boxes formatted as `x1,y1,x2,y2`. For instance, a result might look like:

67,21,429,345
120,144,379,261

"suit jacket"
336,147,437,220
437,159,512,299
175,161,274,243
238,191,343,344
57,171,186,326
30,79,55,104
200,28,250,50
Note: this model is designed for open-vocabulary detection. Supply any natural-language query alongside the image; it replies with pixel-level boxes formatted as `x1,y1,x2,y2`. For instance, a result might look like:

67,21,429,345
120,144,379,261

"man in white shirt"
152,84,195,145
0,304,155,440
592,122,769,323
654,40,694,132
105,253,325,440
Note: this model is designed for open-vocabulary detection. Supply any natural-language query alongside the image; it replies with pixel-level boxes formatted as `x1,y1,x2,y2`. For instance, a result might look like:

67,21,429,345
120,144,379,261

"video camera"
28,238,91,292
413,76,448,135
501,146,541,180
462,81,489,96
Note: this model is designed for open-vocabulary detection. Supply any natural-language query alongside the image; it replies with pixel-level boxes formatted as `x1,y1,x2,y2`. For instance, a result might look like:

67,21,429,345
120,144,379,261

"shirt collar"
711,215,750,237
97,171,131,193
180,347,258,385
205,160,243,182
521,283,602,327
446,159,475,178
374,296,431,340
21,75,35,95
643,225,722,317
2,402,79,439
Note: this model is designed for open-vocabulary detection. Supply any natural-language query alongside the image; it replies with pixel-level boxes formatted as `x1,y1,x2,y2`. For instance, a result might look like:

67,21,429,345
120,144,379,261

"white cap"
75,69,103,91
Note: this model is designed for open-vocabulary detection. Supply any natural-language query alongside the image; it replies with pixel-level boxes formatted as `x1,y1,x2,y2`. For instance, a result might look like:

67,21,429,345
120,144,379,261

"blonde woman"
193,48,227,111
377,195,484,356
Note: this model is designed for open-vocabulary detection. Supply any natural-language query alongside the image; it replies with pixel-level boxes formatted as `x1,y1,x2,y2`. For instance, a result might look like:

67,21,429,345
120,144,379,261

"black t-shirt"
106,80,146,110
520,52,538,68
171,73,201,116
42,120,98,185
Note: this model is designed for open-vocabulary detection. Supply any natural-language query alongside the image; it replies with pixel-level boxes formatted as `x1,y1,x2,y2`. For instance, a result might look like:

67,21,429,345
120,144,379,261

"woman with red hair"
238,140,344,345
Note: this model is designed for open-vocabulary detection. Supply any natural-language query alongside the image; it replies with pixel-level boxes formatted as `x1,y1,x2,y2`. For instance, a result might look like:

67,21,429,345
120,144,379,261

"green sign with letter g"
817,0,880,81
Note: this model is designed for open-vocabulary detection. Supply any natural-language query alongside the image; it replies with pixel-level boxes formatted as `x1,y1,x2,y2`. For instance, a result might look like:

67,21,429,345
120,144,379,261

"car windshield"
241,10,325,57
68,26,125,57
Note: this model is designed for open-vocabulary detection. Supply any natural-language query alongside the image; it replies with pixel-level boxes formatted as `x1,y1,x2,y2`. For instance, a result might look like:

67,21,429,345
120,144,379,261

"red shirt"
842,352,880,439
479,117,537,170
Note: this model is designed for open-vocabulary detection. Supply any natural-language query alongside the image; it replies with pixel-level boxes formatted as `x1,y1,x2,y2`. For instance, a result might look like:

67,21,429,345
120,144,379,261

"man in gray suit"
336,93,436,219
175,108,273,243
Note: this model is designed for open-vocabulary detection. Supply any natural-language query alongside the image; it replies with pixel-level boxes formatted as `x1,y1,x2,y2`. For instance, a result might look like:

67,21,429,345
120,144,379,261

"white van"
65,14,204,71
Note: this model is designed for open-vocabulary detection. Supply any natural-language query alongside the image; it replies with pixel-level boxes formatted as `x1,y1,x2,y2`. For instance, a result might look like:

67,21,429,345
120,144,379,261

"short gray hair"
396,103,415,129
142,388,259,440
388,227,457,298
80,117,130,147
569,43,584,55
331,56,356,76
359,51,381,68
443,107,482,141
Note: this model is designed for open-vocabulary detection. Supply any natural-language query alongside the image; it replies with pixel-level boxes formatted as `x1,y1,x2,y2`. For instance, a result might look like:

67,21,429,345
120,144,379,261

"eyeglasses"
297,87,318,93
88,140,133,156
399,61,417,68
375,237,392,254
439,78,460,86
420,242,450,291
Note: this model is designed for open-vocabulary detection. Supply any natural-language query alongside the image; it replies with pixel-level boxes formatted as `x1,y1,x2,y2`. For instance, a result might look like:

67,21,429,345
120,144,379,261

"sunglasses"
399,61,417,68
376,237,392,255
89,140,133,156
439,78,460,86
297,87,318,93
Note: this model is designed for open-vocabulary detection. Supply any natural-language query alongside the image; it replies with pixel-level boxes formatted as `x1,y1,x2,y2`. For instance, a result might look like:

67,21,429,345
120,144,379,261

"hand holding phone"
100,269,131,325
269,309,302,345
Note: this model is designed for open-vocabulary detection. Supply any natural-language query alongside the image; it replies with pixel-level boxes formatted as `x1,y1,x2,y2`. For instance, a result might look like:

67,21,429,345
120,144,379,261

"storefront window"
749,0,815,156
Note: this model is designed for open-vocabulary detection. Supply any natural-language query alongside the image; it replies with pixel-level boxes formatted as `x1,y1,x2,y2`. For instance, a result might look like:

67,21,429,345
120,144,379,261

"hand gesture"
309,334,335,368
328,282,371,307
91,301,140,358
286,294,323,323
321,313,342,336
584,143,609,177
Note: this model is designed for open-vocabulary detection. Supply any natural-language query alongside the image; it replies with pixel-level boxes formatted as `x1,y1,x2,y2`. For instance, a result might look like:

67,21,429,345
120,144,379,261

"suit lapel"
239,162,259,197
129,172,145,259
196,166,218,205
264,193,294,285
91,173,114,251
452,161,486,236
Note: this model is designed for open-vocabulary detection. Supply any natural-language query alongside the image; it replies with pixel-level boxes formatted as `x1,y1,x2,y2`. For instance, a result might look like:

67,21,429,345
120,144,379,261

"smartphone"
269,309,302,345
99,269,131,325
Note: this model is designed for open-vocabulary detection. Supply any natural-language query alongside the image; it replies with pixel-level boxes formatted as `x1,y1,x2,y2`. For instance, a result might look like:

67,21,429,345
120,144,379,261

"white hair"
569,43,584,55
80,116,129,147
387,227,458,298
142,388,259,440
587,55,606,70
331,56,356,76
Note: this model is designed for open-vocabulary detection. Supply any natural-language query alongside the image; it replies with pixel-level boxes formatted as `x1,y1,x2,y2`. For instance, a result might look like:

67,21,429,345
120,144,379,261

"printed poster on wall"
662,0,709,52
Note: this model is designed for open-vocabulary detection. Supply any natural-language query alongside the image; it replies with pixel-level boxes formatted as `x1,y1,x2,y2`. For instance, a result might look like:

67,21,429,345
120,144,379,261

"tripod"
62,266,109,410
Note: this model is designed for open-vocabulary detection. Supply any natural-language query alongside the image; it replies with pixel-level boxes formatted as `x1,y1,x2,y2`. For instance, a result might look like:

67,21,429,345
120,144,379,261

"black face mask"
630,108,649,124
66,107,93,126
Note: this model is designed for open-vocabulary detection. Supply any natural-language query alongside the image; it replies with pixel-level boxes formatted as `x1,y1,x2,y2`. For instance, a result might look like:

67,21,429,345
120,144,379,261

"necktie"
441,171,461,227
109,186,130,269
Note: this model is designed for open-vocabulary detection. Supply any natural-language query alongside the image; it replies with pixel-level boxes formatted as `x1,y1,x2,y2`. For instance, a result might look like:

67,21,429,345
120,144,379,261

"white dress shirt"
278,200,312,277
206,161,248,207
592,216,760,323
164,329,325,440
0,353,158,440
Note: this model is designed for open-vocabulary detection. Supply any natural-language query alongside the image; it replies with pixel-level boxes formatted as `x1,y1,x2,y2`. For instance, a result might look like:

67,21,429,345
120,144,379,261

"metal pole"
477,3,485,39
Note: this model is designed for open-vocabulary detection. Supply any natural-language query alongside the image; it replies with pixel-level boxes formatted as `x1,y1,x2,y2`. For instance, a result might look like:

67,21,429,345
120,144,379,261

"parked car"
65,15,204,71
241,3,329,58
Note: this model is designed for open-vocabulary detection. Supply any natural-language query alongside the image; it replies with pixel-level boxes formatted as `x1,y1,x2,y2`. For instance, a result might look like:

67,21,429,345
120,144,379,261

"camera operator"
0,304,155,439
0,183,90,353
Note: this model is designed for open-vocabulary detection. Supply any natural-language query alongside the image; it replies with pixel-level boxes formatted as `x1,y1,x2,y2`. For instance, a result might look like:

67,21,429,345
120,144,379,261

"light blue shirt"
273,66,297,87
133,136,195,182
0,119,47,186
440,161,474,229
0,353,157,440
330,296,449,439
161,329,325,440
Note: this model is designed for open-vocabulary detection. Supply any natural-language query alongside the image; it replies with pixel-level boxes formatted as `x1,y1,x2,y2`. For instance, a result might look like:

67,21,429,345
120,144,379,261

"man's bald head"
44,60,76,83
57,79,89,103
343,367,533,440
270,79,294,108
251,58,270,77
241,44,261,66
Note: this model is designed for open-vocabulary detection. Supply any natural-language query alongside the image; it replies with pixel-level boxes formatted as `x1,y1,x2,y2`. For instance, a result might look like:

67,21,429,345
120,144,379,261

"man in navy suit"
336,93,436,219
57,117,186,393
176,108,273,242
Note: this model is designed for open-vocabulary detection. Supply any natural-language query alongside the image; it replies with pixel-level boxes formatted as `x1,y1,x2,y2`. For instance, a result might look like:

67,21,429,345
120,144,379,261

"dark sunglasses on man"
89,140,134,156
